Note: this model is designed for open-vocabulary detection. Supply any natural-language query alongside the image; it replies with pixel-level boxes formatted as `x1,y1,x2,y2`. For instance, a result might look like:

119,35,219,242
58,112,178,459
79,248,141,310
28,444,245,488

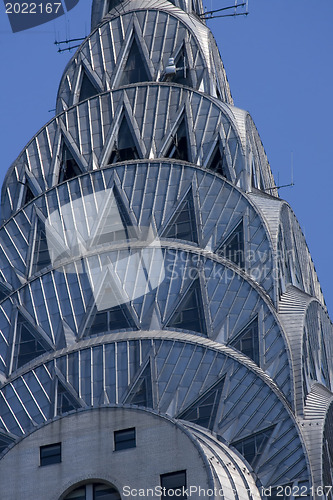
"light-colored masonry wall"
0,407,210,500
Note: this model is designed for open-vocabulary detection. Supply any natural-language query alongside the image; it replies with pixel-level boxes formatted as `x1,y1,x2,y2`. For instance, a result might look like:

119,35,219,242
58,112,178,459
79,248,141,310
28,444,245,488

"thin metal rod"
57,44,81,53
200,2,247,16
264,182,294,192
54,37,85,45
202,12,248,19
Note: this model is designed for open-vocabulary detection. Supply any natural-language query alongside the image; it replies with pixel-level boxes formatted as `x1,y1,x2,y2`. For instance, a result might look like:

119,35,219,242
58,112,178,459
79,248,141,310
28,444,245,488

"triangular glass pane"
166,278,207,335
15,314,48,369
163,190,198,243
216,220,244,268
56,380,80,416
59,143,81,183
79,70,99,102
119,38,149,86
109,116,139,163
32,219,51,273
87,284,137,336
178,377,225,430
207,143,227,177
24,184,34,205
231,426,274,466
94,186,133,245
165,118,189,161
230,316,259,364
125,362,153,408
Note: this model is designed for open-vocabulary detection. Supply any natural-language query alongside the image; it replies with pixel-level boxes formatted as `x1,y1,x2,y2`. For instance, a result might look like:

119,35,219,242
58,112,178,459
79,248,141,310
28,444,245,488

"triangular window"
165,118,190,162
94,186,134,245
166,278,207,335
32,219,51,273
163,190,198,243
125,362,153,408
14,314,49,370
230,316,259,364
88,304,136,335
231,426,274,466
178,377,225,430
119,38,150,86
0,434,15,454
59,143,81,183
108,116,139,163
0,284,9,302
207,143,227,177
23,184,34,206
79,70,99,102
86,278,137,336
56,380,80,416
216,219,244,268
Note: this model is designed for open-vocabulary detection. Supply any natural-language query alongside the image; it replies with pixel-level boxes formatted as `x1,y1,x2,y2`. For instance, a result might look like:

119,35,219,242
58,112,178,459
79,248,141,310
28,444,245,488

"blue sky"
0,0,332,314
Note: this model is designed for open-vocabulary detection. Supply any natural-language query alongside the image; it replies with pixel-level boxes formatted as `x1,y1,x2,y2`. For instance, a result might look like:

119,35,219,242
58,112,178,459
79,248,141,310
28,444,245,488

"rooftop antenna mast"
54,38,85,53
200,0,248,20
264,152,295,194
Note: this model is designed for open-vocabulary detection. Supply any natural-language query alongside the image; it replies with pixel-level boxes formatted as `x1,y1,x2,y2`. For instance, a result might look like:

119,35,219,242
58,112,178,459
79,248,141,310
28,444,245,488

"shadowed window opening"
56,380,81,416
64,482,121,499
14,314,49,369
114,427,136,451
229,316,259,364
108,116,139,163
59,143,81,183
231,426,274,466
0,434,15,455
32,219,51,272
165,118,190,161
178,377,225,430
88,303,136,335
207,143,227,177
166,278,207,335
160,470,187,499
24,184,34,205
163,190,198,243
40,443,61,466
125,362,153,408
119,38,149,86
216,219,244,268
79,71,99,102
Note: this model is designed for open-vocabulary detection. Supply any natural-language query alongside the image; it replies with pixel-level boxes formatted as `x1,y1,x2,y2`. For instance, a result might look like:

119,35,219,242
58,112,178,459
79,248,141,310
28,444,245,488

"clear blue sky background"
0,1,332,315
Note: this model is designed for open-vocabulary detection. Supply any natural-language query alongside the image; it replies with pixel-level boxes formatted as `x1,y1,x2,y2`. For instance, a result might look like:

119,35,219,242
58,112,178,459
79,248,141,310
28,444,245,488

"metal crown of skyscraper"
0,0,332,499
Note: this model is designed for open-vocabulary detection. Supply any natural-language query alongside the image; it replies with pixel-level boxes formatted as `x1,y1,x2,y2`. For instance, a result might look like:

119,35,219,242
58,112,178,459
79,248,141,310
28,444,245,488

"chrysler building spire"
0,1,332,498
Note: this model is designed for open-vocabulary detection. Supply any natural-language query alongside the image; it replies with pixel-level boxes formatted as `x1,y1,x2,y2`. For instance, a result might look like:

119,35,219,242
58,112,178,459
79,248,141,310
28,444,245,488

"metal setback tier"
0,1,332,499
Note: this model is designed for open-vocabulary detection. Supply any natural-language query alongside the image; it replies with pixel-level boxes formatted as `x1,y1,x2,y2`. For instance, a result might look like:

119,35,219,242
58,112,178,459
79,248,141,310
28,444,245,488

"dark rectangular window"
114,427,136,451
161,470,187,499
40,442,61,466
